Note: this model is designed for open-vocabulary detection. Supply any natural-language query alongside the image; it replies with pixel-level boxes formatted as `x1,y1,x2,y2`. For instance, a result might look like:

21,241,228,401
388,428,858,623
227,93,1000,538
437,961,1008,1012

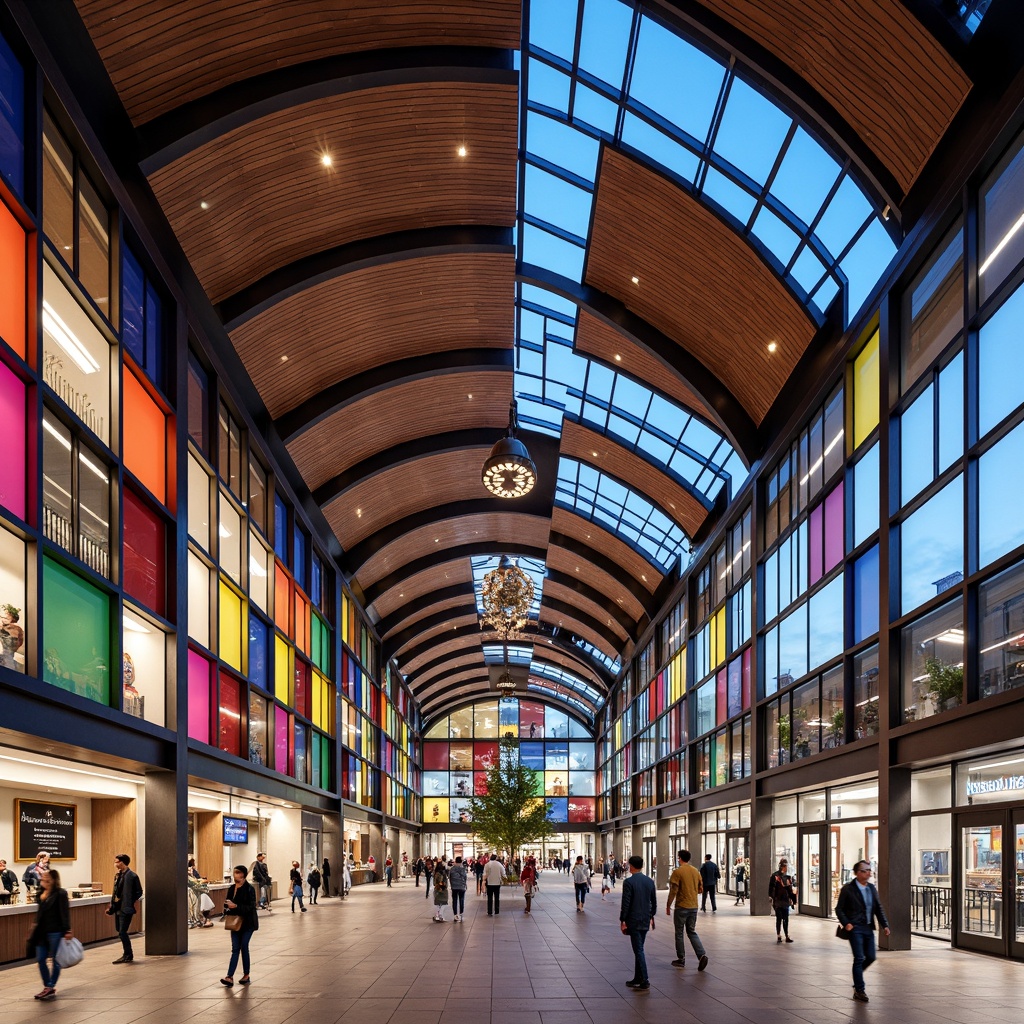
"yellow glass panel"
670,647,687,702
218,580,242,671
424,797,448,823
275,635,290,696
853,329,880,450
311,672,323,728
711,606,726,669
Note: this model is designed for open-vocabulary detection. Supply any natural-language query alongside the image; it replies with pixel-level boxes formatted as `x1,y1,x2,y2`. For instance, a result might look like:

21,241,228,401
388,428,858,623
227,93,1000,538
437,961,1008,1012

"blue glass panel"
770,127,841,228
293,528,306,591
546,797,569,822
248,613,268,688
630,16,725,143
815,175,870,257
901,474,964,614
713,77,792,187
527,112,600,182
121,248,145,367
978,282,1024,438
524,164,593,238
574,84,619,134
752,207,801,267
0,32,24,196
529,59,571,115
763,625,779,696
578,0,632,88
763,550,779,624
790,246,826,295
854,544,880,643
843,218,897,321
529,0,578,61
938,351,964,473
778,604,808,683
273,494,288,562
520,742,545,770
620,114,700,183
812,276,841,314
979,419,1024,569
853,442,880,547
809,575,844,670
701,168,757,224
901,384,934,505
521,224,585,280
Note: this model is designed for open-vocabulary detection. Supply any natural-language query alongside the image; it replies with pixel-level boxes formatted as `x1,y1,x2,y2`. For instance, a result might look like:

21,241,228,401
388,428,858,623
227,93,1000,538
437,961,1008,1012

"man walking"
836,861,890,1004
414,856,424,887
572,855,590,912
665,850,709,971
252,853,271,909
483,853,505,915
620,855,657,990
106,854,143,964
307,863,321,904
384,856,394,887
699,853,720,913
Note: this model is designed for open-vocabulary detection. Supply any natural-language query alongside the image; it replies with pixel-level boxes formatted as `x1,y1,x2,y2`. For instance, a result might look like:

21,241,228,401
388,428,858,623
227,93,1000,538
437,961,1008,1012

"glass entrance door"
1012,811,1024,959
642,837,657,885
725,831,749,899
798,825,826,916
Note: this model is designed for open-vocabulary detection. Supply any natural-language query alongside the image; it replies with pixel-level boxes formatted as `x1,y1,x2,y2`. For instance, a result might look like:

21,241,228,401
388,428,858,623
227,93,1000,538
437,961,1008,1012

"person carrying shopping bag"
220,864,259,987
30,868,73,1001
289,861,307,912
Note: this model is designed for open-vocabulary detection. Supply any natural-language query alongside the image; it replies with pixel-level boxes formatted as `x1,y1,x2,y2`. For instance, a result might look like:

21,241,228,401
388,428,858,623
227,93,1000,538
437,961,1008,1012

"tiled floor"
2,873,1021,1023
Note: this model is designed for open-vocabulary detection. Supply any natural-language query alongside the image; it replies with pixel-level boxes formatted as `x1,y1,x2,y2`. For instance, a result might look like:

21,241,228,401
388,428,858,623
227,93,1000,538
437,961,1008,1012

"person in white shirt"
572,856,590,912
482,854,506,916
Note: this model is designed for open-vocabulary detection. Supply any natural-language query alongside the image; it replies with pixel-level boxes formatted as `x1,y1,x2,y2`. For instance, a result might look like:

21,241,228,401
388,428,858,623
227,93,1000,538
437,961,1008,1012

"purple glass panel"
0,360,26,519
824,482,844,573
808,503,823,586
187,649,211,743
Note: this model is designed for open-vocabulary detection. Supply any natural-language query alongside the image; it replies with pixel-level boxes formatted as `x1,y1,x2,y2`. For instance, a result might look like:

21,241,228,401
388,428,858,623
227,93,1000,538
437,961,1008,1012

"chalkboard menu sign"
15,800,77,861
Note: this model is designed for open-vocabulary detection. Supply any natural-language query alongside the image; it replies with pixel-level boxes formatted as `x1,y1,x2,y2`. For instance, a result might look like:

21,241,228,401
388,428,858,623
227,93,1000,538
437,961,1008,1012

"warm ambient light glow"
200,200,209,210
43,300,100,374
457,145,468,157
321,153,333,167
631,276,640,284
614,353,622,361
767,341,778,353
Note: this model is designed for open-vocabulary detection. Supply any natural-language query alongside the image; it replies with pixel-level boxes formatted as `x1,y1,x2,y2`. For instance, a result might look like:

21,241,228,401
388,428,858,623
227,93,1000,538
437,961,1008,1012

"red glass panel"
294,657,310,718
568,797,595,823
473,741,498,771
123,487,166,617
422,742,449,771
218,671,241,757
474,772,488,796
518,699,545,738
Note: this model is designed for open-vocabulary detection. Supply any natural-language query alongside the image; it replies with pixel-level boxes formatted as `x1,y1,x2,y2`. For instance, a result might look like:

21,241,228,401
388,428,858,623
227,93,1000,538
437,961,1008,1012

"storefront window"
957,753,1024,806
900,474,963,614
792,677,821,759
249,531,269,612
902,599,963,722
912,766,952,810
42,112,74,261
911,811,952,937
978,419,1024,570
187,356,209,454
248,690,267,765
979,132,1024,303
219,491,242,585
248,457,267,536
122,606,165,726
218,401,242,498
187,550,211,648
978,557,1024,698
42,557,109,705
0,523,26,673
853,644,880,737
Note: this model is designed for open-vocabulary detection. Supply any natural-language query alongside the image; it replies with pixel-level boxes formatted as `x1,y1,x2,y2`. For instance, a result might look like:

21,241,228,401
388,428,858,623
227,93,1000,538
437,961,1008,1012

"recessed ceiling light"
200,200,209,210
631,276,640,285
614,353,622,362
280,355,288,362
457,145,468,158
356,508,362,517
467,394,473,399
767,341,778,353
592,451,599,457
321,153,333,167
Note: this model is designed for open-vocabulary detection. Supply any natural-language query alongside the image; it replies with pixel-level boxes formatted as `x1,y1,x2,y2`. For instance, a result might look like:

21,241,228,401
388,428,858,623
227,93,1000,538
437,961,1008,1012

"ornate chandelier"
495,669,518,693
481,400,537,498
480,556,535,641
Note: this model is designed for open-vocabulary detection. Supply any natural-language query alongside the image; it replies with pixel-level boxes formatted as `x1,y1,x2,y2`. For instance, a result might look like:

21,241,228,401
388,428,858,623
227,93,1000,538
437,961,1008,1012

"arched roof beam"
518,263,760,463
275,349,511,444
376,582,477,638
219,225,513,331
137,46,517,174
548,530,655,607
413,652,488,694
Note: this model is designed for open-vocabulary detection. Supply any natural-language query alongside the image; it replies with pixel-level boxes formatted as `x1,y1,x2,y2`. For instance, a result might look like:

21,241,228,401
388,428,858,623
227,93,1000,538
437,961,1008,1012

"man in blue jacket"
835,861,890,1003
619,855,658,990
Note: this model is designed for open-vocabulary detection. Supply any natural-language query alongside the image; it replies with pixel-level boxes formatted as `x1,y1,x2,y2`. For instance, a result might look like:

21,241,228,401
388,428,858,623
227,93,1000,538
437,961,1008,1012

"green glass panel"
43,557,110,705
310,614,323,672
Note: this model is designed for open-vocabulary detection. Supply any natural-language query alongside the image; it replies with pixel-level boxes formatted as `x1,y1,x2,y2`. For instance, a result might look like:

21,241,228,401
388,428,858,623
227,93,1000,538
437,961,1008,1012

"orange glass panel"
0,199,27,358
294,591,309,653
123,369,166,503
274,564,291,635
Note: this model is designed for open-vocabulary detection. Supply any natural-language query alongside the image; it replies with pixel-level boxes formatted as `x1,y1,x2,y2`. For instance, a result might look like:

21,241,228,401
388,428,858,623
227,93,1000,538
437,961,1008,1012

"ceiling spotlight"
614,353,622,362
767,341,778,353
631,276,640,285
482,399,537,499
200,200,209,210
457,145,468,158
321,153,333,167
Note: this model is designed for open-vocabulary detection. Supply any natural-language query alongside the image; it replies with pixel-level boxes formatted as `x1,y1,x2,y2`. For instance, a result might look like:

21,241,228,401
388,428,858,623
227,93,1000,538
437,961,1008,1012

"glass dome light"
482,400,537,498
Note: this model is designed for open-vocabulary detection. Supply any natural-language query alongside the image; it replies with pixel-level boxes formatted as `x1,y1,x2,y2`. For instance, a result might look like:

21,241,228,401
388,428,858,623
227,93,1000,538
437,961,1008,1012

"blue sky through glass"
472,556,546,620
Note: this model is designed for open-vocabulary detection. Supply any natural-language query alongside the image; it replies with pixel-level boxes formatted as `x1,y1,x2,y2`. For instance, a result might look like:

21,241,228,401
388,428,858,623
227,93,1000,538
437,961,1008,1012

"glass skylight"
529,660,603,704
483,643,534,665
521,0,899,324
555,457,689,573
526,682,594,720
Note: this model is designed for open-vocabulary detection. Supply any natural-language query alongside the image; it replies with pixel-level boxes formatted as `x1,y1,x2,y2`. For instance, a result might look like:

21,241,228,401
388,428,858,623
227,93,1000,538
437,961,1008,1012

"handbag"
836,924,850,940
55,936,84,967
224,914,243,932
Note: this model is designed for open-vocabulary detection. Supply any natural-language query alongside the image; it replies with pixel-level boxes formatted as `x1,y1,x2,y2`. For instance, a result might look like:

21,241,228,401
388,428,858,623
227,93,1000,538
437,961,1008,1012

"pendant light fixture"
482,399,537,498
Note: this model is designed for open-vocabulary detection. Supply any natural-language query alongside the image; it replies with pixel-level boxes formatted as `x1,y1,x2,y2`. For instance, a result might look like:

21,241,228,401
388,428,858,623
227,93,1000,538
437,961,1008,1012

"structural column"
143,769,188,954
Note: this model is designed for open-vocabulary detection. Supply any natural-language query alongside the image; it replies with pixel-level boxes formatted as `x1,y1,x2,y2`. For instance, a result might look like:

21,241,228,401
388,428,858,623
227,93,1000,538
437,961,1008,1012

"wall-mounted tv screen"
223,816,248,844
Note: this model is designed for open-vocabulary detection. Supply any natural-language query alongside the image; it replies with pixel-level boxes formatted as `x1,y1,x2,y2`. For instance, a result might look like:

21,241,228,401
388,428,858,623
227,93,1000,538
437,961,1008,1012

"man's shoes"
625,979,642,988
40,988,56,1000
300,907,307,912
853,990,869,1003
671,959,686,967
629,981,650,990
785,937,794,943
698,955,709,972
112,955,132,964
34,988,53,1000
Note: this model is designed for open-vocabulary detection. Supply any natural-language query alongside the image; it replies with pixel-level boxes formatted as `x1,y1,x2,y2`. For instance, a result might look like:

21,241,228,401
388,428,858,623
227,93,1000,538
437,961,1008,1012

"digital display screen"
222,816,248,844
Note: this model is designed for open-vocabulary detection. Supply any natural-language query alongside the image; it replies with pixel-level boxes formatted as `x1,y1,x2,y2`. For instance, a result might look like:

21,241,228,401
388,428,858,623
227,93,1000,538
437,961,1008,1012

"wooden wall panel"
148,82,518,303
325,448,492,550
195,811,225,882
550,507,662,593
91,798,137,881
696,0,971,195
370,559,472,621
76,0,523,125
542,579,631,645
587,148,817,425
560,419,709,538
545,546,647,625
287,372,511,491
355,512,550,590
230,253,514,419
575,310,714,421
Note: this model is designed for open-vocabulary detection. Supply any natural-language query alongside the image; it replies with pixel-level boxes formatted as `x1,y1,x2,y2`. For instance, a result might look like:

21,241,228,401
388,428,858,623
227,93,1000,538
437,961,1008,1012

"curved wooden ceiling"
395,612,480,658
586,148,817,426
370,559,472,622
381,593,474,643
545,547,646,626
694,0,971,196
230,252,514,420
148,81,518,303
75,0,523,125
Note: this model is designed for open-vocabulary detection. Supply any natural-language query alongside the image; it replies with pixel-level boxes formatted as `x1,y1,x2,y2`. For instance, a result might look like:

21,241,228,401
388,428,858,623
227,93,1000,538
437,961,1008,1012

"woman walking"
220,864,258,987
768,858,797,942
572,855,590,912
31,868,72,1001
520,856,538,915
734,856,747,906
307,864,321,904
432,859,449,922
289,861,307,912
321,858,331,898
473,856,485,895
449,856,468,921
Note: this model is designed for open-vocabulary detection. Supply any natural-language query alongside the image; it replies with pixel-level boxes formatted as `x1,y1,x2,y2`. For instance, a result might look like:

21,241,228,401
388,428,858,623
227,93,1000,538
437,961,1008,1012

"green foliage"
925,658,963,708
468,735,554,859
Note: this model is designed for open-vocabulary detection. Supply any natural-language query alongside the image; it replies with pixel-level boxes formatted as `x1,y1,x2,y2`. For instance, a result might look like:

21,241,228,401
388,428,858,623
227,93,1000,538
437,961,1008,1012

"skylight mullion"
696,60,735,193
746,119,799,233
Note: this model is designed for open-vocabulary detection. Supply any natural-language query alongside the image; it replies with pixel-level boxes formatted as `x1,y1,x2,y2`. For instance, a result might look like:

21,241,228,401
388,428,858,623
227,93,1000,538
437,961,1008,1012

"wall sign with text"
15,799,77,860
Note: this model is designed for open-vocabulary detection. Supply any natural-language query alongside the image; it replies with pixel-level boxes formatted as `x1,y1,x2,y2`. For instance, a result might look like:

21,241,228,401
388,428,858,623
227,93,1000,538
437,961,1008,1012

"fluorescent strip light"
43,300,100,374
979,631,1024,655
249,556,268,578
970,757,1024,772
799,431,844,486
979,210,1024,276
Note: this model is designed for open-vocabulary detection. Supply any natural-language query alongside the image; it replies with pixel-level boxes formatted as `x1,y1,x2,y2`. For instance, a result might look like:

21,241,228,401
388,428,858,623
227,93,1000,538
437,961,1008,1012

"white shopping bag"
55,936,84,968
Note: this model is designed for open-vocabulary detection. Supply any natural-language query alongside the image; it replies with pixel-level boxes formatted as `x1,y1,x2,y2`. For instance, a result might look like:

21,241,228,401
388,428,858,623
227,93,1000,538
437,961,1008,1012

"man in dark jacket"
699,853,720,913
619,855,658,990
105,854,143,963
835,861,890,1003
252,853,271,909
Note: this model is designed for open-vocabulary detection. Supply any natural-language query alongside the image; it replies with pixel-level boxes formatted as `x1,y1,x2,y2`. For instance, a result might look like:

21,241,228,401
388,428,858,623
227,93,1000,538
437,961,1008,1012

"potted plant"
924,658,963,712
778,714,791,762
829,709,845,745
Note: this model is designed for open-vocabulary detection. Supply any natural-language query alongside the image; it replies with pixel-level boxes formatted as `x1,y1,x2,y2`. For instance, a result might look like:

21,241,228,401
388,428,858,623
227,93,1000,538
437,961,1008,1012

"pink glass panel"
0,360,26,519
275,704,288,771
187,649,211,743
568,797,595,823
474,771,488,796
716,668,728,725
809,503,823,586
824,482,845,573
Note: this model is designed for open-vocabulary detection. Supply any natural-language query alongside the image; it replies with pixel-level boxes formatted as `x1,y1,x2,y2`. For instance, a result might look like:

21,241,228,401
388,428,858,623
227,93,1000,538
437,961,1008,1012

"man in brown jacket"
665,850,708,971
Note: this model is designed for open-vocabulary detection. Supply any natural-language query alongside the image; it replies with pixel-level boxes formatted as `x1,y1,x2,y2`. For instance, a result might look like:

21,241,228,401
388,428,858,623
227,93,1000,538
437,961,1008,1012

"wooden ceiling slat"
574,310,714,422
411,652,486,691
696,0,971,195
75,0,522,125
148,82,517,303
230,252,514,420
324,449,491,551
396,612,480,657
541,580,631,645
286,371,511,491
560,419,709,539
370,559,472,621
586,149,816,425
382,594,474,642
356,512,551,591
538,608,620,666
544,548,647,626
550,507,662,594
401,630,501,676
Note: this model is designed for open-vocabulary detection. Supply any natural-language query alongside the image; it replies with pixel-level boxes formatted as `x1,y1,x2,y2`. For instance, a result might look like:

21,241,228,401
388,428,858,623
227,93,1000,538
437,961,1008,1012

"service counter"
0,894,141,965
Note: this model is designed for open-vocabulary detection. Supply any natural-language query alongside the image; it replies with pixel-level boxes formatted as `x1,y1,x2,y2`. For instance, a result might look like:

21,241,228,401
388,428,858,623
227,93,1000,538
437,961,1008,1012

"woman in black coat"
767,858,797,942
321,858,331,898
220,865,259,986
32,868,72,1001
